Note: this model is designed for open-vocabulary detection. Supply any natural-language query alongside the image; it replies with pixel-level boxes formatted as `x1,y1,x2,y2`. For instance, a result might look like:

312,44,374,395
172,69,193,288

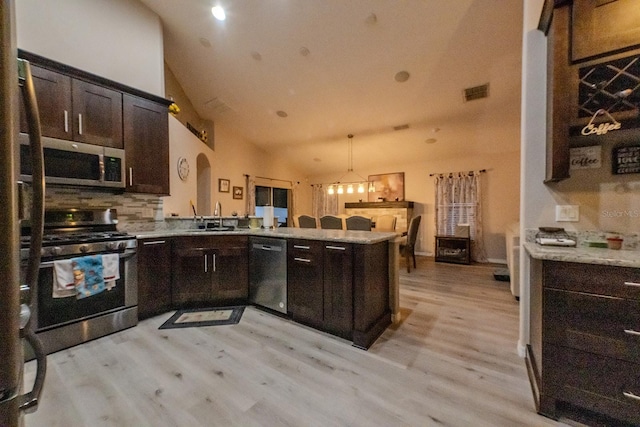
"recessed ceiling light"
211,5,226,21
276,110,288,118
394,71,410,82
251,51,262,61
425,138,437,144
313,158,321,162
299,47,310,57
199,37,211,48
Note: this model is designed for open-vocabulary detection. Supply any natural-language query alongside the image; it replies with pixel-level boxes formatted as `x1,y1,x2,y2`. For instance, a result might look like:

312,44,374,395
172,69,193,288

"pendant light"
326,134,370,195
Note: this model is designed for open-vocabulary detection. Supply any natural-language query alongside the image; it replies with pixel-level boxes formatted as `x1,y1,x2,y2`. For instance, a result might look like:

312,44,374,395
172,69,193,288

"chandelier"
327,134,375,195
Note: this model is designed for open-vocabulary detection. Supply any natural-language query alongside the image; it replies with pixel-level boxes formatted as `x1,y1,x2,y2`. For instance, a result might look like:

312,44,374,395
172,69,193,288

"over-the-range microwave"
19,133,125,189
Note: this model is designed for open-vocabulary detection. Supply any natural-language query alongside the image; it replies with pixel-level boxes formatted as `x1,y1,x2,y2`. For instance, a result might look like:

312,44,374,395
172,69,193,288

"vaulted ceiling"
138,0,524,176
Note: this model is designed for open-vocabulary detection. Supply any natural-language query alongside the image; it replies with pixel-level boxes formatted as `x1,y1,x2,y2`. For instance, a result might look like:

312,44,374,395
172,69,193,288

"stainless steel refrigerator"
1,0,47,425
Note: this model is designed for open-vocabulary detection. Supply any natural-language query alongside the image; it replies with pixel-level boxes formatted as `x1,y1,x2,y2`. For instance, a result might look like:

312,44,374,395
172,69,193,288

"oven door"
28,248,137,339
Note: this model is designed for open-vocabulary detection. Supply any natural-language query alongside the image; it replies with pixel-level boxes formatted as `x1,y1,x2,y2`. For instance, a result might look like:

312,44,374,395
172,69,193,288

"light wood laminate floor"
25,257,573,427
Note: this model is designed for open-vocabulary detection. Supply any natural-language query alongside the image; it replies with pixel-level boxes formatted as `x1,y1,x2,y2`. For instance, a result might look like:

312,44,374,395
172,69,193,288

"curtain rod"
429,169,486,177
245,174,297,185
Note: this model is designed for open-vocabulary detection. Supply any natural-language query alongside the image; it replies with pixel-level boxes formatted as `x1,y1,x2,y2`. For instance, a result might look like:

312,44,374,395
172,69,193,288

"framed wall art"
233,186,243,199
218,178,230,192
367,172,405,202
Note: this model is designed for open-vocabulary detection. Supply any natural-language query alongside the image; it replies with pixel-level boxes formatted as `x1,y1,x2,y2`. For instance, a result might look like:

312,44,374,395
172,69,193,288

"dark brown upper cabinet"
18,50,172,194
123,94,170,195
20,64,122,148
541,0,640,182
572,0,640,62
71,79,122,148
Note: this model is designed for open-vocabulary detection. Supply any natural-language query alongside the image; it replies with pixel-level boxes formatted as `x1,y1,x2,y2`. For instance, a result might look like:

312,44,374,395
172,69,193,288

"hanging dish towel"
102,253,120,290
53,259,77,298
72,255,105,299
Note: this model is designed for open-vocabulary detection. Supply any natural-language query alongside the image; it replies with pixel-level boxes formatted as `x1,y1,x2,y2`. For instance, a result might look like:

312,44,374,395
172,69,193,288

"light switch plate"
556,205,579,222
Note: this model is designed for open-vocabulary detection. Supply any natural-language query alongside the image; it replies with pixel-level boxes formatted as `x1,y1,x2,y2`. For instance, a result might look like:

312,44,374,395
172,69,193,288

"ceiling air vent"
393,123,410,131
463,83,489,102
203,97,232,114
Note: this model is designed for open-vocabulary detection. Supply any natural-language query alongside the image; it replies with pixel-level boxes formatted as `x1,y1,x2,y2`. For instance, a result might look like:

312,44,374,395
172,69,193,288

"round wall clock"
177,157,189,181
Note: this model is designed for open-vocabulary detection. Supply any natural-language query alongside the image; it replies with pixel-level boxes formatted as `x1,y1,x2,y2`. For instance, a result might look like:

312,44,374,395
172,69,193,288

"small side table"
435,235,471,264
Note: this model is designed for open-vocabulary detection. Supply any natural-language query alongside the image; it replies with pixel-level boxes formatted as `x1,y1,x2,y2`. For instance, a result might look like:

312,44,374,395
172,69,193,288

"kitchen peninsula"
135,227,400,350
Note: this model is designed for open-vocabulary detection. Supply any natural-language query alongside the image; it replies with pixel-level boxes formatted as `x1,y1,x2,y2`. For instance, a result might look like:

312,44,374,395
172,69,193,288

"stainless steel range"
20,208,137,355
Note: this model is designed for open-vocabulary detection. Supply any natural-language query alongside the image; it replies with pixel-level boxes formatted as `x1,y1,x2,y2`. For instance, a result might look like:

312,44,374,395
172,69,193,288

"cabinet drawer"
543,344,640,425
288,239,323,263
544,261,640,299
543,289,640,362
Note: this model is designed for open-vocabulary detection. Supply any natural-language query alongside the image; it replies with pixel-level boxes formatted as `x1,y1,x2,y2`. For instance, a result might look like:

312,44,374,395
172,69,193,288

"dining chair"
400,215,422,273
345,215,372,231
297,215,317,228
375,215,397,232
320,215,343,229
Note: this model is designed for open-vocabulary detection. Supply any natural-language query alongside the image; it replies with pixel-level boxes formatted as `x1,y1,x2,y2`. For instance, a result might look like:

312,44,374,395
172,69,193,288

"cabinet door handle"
213,254,216,272
64,110,69,133
142,240,166,246
623,391,640,402
624,329,640,336
624,281,640,287
294,257,311,263
204,254,208,273
293,245,310,250
78,113,83,135
129,167,133,186
326,245,346,251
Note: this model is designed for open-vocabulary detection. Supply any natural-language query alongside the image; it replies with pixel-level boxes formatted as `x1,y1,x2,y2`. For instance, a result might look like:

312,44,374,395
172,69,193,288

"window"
255,185,290,227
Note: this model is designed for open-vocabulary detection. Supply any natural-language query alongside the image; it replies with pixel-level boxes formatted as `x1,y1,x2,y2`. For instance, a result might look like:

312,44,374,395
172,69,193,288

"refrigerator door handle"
17,58,47,414
18,304,45,414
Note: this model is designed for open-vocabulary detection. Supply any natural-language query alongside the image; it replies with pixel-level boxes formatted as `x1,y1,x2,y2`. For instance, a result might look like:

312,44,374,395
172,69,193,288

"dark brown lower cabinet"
171,236,248,307
527,260,640,426
287,239,324,329
288,239,390,348
137,238,172,319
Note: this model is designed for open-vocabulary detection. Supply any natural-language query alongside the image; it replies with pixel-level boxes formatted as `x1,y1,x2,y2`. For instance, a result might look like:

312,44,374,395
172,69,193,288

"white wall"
16,0,164,96
164,116,311,219
15,0,311,224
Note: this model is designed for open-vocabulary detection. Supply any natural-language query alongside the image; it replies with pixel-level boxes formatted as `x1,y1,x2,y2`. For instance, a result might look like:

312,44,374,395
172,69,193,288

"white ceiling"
138,0,524,177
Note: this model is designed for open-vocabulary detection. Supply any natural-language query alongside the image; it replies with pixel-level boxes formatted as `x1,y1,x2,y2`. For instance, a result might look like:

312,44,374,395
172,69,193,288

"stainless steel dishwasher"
249,237,287,314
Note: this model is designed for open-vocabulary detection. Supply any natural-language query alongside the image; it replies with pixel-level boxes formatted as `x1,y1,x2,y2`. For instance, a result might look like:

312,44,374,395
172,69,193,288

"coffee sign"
570,146,601,170
612,145,640,175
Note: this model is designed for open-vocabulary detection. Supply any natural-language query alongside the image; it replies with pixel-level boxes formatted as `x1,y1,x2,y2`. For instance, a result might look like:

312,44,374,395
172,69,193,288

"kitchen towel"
102,253,120,290
53,259,77,298
72,255,105,299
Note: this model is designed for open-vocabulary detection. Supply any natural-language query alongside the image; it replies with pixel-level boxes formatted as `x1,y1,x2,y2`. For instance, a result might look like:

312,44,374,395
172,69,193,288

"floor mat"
159,306,245,329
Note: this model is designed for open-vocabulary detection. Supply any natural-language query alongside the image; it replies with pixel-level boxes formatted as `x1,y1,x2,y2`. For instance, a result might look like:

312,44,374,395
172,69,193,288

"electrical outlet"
555,205,579,222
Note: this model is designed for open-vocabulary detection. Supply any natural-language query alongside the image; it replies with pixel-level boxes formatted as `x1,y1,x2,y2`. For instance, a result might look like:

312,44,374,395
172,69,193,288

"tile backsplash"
23,185,166,232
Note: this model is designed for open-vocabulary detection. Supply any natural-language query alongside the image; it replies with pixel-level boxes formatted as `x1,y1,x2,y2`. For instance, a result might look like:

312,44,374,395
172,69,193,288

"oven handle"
38,250,136,268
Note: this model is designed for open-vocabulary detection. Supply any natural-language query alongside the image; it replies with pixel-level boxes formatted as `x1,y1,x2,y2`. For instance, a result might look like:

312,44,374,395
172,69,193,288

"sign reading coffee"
612,145,640,175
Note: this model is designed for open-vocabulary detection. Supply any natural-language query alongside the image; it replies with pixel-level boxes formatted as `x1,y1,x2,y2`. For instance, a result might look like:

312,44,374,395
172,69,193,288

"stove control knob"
118,241,127,250
49,246,62,257
106,242,118,250
79,244,89,253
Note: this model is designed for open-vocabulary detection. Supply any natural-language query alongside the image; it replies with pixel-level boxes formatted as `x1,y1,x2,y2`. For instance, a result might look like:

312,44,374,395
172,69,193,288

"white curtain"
311,184,338,218
435,171,487,262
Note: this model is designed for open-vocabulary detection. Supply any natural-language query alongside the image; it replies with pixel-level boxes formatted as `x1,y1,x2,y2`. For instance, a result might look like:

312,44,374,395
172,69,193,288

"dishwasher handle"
253,244,282,252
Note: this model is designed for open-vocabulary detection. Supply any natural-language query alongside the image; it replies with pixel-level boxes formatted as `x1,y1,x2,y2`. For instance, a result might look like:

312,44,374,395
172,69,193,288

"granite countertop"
524,242,640,268
134,227,399,244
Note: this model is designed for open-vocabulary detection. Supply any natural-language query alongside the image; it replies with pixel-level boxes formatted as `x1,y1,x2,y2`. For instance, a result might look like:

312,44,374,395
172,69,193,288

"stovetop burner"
20,208,136,260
